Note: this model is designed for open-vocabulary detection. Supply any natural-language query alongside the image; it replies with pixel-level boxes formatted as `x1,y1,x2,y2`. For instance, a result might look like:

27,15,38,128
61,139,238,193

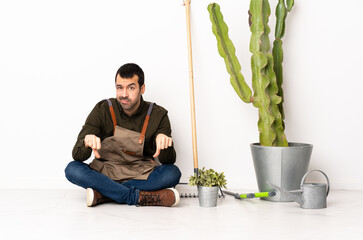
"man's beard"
118,96,140,111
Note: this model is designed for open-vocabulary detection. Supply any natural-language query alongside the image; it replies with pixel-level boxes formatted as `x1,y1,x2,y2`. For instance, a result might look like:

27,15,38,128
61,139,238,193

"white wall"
0,0,362,189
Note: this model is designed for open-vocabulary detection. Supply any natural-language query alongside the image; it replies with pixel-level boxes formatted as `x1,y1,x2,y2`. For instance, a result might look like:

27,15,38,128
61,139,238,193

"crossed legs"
65,161,181,206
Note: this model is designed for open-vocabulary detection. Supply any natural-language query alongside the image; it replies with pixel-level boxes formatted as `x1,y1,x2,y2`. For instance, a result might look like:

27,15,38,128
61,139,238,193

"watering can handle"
301,170,330,196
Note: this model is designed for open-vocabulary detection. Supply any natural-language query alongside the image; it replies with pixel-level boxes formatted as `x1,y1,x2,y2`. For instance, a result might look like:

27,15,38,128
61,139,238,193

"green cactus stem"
249,0,287,146
273,0,294,129
208,1,288,147
207,3,252,103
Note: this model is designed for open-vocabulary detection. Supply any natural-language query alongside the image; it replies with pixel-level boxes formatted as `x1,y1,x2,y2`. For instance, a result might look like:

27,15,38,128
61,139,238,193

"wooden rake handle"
184,0,198,174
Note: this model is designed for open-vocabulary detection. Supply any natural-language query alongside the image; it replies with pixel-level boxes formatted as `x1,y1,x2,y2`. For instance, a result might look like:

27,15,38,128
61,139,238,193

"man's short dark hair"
115,63,144,87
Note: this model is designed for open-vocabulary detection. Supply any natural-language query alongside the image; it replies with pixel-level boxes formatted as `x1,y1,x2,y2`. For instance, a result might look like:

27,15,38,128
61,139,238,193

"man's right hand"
84,134,101,158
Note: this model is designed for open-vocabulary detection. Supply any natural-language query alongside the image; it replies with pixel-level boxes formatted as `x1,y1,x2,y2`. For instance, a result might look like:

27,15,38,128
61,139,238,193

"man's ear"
141,84,145,94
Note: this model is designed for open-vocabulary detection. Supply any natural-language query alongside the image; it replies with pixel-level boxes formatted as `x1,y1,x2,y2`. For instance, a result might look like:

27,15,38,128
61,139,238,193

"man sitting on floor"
65,63,181,207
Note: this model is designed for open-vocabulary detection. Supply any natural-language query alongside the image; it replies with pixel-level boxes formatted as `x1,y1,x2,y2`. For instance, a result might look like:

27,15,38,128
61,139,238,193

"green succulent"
188,167,227,188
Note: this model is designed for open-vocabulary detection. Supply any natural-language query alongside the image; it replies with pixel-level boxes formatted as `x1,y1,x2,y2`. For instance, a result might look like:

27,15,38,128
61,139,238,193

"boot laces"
139,192,162,206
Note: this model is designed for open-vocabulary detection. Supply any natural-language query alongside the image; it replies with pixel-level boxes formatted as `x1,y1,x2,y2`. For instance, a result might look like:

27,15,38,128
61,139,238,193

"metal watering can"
267,170,330,209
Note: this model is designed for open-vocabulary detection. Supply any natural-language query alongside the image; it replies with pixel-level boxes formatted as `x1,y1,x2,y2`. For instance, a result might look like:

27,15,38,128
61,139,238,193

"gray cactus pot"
250,142,313,202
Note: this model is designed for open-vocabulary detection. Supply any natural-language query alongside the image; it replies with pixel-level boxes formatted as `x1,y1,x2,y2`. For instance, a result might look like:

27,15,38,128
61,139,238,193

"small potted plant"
189,167,227,207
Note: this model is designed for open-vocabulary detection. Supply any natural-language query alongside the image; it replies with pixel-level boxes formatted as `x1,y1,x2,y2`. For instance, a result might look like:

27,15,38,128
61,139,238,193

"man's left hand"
153,133,173,158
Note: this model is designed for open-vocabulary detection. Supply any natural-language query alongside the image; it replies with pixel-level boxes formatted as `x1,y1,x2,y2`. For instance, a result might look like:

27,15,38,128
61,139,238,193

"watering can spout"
266,182,304,206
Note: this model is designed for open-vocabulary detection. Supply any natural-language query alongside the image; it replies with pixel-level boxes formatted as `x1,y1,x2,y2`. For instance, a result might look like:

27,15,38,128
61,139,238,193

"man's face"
115,74,145,116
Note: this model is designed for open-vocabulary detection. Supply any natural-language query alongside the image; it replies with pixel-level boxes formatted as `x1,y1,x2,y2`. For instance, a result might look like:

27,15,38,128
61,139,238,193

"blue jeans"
65,161,181,205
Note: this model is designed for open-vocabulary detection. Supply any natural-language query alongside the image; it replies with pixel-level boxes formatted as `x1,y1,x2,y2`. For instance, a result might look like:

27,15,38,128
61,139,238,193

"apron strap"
139,102,154,144
107,99,154,143
106,99,117,134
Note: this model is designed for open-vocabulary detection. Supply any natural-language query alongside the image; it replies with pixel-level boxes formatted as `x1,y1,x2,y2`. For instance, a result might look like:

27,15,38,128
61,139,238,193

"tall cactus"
208,0,293,147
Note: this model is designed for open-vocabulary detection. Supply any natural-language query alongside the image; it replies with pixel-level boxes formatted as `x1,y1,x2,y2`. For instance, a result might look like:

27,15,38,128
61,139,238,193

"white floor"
1,186,362,240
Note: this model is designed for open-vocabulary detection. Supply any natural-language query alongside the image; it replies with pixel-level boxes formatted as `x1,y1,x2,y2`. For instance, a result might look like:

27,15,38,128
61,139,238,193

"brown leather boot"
138,188,180,207
86,188,113,207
